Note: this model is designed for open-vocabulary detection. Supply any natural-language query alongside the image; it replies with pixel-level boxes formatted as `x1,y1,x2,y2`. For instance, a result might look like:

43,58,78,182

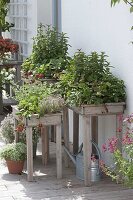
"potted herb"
59,51,126,106
14,82,64,118
22,24,70,81
0,142,27,174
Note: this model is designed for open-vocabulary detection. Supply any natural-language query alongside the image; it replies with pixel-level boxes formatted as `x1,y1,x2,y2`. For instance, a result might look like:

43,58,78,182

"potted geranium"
0,142,27,174
0,36,19,114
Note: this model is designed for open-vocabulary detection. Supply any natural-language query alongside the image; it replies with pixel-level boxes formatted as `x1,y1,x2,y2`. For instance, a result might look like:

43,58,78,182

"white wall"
61,0,133,163
61,0,133,112
27,0,53,55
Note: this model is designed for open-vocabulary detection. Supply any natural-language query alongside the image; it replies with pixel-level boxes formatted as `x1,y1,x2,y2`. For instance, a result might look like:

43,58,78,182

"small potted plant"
22,24,70,81
0,142,27,174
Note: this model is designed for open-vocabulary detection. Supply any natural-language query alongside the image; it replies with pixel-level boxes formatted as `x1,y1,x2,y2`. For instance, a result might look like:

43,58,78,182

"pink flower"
122,133,133,145
102,143,107,152
116,128,122,132
117,114,123,122
107,137,118,153
99,159,105,168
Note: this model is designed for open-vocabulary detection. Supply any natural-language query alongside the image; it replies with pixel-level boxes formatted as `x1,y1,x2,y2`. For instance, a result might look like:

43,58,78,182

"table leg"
41,126,49,165
116,114,123,152
56,124,62,179
82,115,91,186
26,126,33,181
63,107,69,167
14,118,19,142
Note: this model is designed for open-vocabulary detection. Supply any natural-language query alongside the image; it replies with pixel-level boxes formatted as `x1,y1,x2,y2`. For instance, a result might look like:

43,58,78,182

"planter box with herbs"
13,82,64,181
58,50,126,186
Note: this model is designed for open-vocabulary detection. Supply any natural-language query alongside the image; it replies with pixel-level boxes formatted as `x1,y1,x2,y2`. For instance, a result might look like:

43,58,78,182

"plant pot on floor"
0,142,27,174
6,160,25,174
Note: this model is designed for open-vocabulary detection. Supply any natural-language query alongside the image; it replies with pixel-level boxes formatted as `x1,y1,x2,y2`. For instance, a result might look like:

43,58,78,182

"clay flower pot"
6,160,25,174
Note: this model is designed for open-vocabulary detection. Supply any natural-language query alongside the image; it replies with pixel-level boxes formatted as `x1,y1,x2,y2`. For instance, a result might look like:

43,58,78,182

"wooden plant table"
12,106,62,181
64,102,125,186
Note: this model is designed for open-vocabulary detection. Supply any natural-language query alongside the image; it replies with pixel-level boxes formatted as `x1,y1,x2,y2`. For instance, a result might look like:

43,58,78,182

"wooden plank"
92,116,98,155
26,127,33,181
26,113,62,127
14,118,19,143
82,115,91,186
51,125,56,142
41,126,49,165
73,111,79,154
70,102,125,116
56,124,62,179
63,107,69,167
116,114,123,152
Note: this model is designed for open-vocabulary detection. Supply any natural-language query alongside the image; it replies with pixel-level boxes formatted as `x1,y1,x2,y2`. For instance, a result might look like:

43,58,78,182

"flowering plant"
0,37,19,62
100,114,133,187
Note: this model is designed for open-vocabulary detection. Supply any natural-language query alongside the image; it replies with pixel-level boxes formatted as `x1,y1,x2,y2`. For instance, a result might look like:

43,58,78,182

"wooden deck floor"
0,139,133,200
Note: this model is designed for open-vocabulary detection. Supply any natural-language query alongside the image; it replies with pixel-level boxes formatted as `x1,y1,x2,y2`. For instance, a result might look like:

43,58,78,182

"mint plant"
59,50,126,106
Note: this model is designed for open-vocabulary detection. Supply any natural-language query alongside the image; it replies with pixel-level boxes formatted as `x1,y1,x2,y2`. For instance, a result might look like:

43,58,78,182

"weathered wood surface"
73,111,79,154
12,105,63,181
71,102,125,115
66,103,126,186
63,107,70,167
41,126,49,165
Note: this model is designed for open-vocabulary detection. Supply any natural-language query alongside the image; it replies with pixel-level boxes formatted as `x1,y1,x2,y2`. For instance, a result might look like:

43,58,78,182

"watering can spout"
64,146,76,165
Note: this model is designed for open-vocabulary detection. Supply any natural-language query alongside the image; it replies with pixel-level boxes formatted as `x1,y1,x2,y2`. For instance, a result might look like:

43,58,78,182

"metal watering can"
64,140,102,182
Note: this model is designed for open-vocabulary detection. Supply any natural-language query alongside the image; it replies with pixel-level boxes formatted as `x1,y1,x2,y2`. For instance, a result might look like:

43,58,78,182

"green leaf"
130,6,133,12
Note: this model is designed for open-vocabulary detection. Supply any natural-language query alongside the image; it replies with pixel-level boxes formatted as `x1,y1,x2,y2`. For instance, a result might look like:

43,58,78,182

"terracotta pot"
6,160,25,174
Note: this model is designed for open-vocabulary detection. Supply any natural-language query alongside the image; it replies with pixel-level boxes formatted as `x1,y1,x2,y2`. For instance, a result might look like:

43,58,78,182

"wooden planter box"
12,106,63,181
71,102,125,116
64,102,125,186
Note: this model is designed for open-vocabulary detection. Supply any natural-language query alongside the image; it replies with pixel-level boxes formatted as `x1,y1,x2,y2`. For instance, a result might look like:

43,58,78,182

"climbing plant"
0,0,14,35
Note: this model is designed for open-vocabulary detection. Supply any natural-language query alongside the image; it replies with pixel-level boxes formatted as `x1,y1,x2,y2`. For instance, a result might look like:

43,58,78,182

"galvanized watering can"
64,140,102,182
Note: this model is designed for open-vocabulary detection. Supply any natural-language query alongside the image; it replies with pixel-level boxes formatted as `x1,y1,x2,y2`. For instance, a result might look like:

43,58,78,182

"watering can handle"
77,140,102,160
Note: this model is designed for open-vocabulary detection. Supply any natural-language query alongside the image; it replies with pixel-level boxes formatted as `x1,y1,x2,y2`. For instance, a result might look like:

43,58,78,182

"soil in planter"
6,160,25,174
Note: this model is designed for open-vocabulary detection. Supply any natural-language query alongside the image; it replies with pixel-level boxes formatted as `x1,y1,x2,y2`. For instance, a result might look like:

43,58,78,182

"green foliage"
0,68,15,90
17,126,40,145
58,51,126,106
14,83,64,118
22,24,70,79
101,114,133,187
111,0,133,12
0,142,27,161
0,0,14,33
0,114,14,144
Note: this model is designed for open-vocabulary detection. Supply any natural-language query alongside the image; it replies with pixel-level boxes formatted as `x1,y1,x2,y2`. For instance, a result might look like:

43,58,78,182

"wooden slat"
73,111,79,154
63,107,69,167
26,127,33,181
71,102,125,116
25,113,62,127
41,126,49,165
82,115,91,186
14,118,19,142
56,123,62,179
